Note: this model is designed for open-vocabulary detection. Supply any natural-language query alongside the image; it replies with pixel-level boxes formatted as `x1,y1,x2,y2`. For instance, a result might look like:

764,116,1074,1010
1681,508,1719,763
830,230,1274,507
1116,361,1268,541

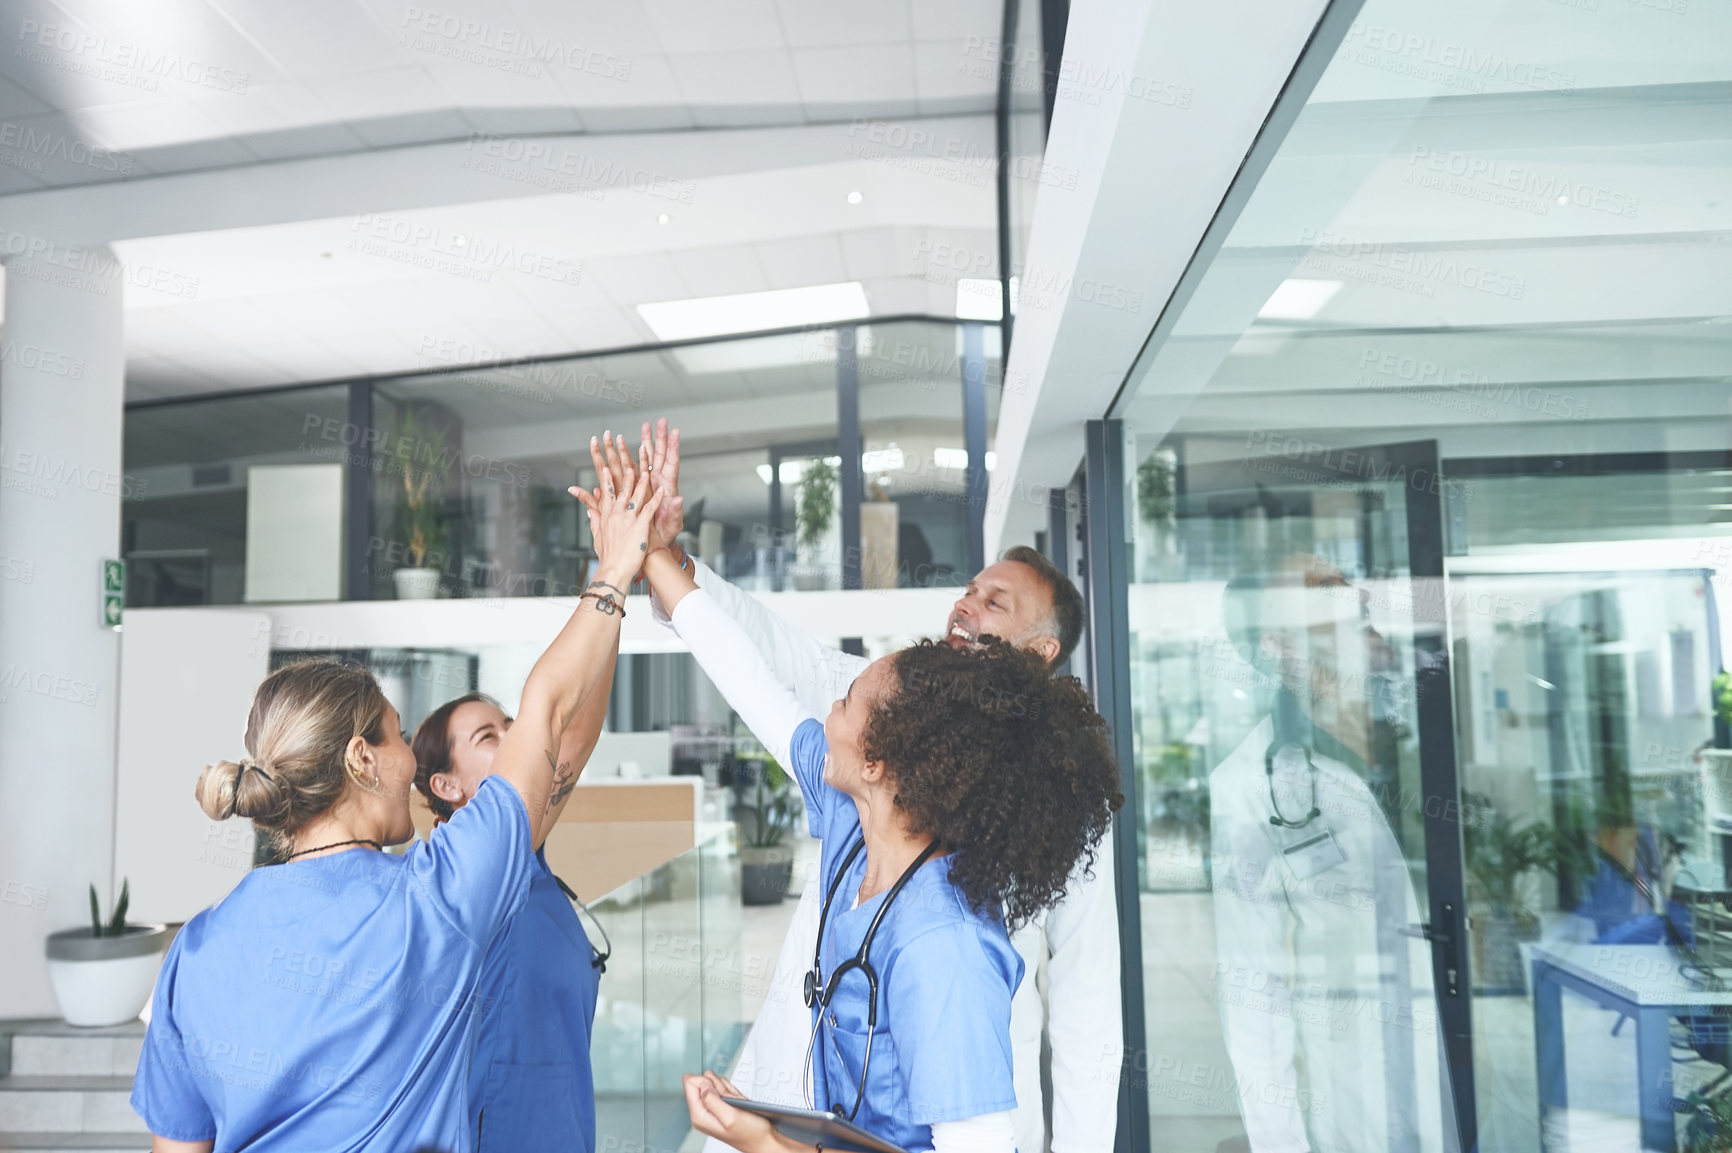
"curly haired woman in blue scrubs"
605,512,1123,1153
131,455,660,1153
411,683,608,1152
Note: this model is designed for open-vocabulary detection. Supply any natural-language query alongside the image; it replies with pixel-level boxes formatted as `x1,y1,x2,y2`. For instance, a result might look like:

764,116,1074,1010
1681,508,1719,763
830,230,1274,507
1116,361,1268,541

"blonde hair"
196,660,391,842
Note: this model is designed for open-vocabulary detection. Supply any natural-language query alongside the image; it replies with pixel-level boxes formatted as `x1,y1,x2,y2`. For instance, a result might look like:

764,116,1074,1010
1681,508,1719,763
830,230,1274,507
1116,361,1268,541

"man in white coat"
1209,560,1453,1153
601,424,1123,1153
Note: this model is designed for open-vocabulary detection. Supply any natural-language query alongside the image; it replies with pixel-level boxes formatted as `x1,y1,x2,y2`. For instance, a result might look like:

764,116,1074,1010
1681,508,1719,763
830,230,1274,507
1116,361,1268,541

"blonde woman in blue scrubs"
593,513,1123,1153
131,454,659,1153
411,686,608,1152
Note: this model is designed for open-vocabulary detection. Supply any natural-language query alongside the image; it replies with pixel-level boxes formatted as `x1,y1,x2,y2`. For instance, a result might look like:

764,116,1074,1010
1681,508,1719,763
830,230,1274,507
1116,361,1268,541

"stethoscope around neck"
1265,740,1322,829
801,835,939,1121
552,873,613,973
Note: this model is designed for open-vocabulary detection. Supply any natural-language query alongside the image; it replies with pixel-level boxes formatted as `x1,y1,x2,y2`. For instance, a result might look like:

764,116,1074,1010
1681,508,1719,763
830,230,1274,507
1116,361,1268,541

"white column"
0,247,126,1018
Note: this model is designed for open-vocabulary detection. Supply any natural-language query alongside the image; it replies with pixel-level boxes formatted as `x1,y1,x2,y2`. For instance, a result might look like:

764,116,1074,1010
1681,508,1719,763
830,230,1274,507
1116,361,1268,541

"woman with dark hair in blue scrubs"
412,686,609,1152
611,523,1123,1153
130,452,660,1153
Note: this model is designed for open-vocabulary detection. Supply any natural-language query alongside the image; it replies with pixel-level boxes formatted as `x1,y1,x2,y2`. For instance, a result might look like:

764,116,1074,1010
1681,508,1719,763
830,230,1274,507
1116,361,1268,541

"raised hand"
568,438,662,589
641,418,685,546
589,430,665,553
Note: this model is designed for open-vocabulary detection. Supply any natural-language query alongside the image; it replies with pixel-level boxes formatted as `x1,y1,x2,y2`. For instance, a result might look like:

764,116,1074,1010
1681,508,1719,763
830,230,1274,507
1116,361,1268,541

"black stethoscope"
553,873,613,974
801,836,940,1121
1265,740,1322,829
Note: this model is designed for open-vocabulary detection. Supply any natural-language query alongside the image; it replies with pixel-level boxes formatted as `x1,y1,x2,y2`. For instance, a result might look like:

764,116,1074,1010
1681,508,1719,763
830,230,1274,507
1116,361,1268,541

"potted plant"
1685,1084,1732,1153
791,457,837,592
738,756,803,905
1462,792,1570,992
45,880,171,1027
1135,447,1180,580
392,403,449,600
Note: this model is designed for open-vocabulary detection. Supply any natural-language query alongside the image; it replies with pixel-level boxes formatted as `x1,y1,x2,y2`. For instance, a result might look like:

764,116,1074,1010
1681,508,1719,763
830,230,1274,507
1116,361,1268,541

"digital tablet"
718,1097,910,1153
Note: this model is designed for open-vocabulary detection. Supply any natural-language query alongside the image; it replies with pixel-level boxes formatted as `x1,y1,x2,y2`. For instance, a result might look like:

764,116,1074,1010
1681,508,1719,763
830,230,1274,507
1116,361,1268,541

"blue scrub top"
131,777,533,1153
789,719,1022,1151
470,848,600,1153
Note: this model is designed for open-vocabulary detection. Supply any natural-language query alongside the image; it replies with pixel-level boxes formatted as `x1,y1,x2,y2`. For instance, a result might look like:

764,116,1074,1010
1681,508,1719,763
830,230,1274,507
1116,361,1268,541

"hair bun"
194,758,246,821
195,757,288,823
233,758,288,822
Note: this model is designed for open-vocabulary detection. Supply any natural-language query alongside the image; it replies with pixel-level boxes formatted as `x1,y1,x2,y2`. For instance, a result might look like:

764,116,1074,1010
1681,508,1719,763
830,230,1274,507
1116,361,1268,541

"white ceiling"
0,0,1007,400
0,0,999,192
109,156,997,398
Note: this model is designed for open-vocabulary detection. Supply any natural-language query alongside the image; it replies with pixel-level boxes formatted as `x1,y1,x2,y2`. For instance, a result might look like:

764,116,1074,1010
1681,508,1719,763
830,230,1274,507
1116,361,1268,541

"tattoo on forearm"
546,750,576,811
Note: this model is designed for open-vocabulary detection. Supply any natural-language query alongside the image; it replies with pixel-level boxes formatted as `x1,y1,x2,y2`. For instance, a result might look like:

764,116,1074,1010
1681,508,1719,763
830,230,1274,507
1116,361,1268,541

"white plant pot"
46,925,171,1027
393,567,442,599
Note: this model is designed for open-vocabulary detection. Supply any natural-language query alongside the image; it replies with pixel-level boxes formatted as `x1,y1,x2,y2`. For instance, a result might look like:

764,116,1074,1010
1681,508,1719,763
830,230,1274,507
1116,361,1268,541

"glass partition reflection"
1128,443,1451,1153
1104,0,1732,1148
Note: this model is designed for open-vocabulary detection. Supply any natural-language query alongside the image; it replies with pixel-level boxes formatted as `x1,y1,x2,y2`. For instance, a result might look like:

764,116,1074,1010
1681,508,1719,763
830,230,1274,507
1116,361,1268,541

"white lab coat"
665,560,1123,1153
1208,717,1452,1153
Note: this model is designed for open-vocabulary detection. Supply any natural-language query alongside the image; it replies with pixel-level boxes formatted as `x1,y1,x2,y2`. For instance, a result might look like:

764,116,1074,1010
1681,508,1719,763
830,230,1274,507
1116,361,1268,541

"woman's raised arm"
486,441,660,844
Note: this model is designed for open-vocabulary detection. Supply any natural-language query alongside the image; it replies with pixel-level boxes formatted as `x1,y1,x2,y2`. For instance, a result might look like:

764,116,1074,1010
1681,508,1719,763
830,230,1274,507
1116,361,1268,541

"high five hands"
565,438,664,583
586,419,684,562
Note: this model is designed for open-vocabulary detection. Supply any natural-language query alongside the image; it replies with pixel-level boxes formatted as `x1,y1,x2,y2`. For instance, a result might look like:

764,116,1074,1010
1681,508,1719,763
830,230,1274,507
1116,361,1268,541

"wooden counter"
410,777,704,903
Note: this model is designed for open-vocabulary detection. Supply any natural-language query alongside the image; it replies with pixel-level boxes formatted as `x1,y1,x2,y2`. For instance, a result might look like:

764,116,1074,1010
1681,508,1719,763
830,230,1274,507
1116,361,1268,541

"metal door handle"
1402,921,1451,945
1403,903,1461,997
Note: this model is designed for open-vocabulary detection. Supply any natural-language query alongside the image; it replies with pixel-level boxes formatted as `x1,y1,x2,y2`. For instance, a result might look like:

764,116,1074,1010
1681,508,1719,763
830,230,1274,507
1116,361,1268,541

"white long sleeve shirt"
663,560,1123,1153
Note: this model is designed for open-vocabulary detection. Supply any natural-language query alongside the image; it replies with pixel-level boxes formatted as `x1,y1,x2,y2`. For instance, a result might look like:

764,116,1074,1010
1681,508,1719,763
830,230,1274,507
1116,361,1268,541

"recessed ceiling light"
847,191,863,205
638,282,871,341
657,213,670,224
1257,278,1341,320
320,251,332,259
454,234,467,246
1556,195,1568,206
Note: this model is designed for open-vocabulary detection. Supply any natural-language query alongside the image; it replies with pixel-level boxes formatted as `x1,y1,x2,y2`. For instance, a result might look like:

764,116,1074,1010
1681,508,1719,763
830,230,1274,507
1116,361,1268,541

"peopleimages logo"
16,19,250,93
348,213,584,286
1406,146,1639,220
0,121,134,175
1298,227,1526,301
0,231,201,299
398,7,632,80
1342,21,1575,92
0,340,85,379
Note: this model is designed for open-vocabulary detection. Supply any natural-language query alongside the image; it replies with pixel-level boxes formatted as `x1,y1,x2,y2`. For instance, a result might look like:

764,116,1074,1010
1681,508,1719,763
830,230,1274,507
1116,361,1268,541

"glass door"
1124,436,1470,1153
1447,565,1722,1153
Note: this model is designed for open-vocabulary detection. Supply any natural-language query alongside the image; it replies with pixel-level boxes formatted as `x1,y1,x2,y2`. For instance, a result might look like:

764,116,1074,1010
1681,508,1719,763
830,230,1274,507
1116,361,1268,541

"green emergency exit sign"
102,559,124,628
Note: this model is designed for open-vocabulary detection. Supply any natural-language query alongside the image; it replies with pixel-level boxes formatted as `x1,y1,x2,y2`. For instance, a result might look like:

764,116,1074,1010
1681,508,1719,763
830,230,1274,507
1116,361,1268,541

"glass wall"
592,826,744,1153
1106,1,1732,1151
122,386,351,606
122,320,1001,605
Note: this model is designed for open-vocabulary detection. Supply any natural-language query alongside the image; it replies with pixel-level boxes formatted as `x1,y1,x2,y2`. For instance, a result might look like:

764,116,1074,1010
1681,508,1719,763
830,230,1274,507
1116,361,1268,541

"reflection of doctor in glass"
1208,558,1452,1153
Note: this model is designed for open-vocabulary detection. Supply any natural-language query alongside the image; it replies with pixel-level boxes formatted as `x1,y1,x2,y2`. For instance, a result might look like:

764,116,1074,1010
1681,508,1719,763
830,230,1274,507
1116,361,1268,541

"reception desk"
409,776,705,902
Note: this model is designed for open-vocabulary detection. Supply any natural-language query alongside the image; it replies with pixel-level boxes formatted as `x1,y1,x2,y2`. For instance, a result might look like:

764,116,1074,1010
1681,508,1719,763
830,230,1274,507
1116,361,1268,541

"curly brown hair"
863,641,1122,931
